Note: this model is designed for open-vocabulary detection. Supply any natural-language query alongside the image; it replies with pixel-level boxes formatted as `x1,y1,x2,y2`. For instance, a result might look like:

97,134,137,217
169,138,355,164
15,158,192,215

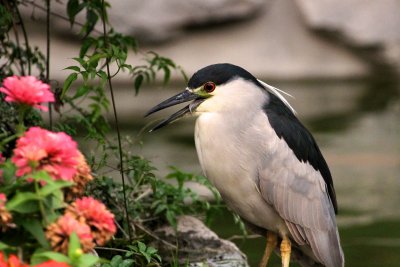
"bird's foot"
258,231,278,267
280,236,291,267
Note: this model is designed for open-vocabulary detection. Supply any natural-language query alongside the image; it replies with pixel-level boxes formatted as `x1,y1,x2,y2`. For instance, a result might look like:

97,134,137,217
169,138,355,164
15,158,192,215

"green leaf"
29,171,54,183
88,53,107,68
77,253,100,267
39,180,73,197
0,160,16,183
146,247,158,255
6,191,42,213
46,189,66,212
154,204,167,215
166,210,176,227
119,259,134,267
31,251,70,265
73,57,86,66
84,9,99,36
64,65,81,72
134,74,143,95
110,255,123,266
73,85,90,99
80,37,95,58
62,72,78,98
137,241,146,252
163,66,170,85
0,241,10,250
20,219,50,248
67,0,82,25
68,232,82,260
98,70,108,83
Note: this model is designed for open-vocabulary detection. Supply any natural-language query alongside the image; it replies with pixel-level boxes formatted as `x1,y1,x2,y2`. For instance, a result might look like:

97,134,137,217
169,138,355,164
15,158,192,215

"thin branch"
14,3,31,75
135,187,152,202
100,0,132,240
45,0,52,129
5,0,25,75
95,247,129,253
133,222,178,250
114,219,130,240
227,234,260,241
26,1,102,35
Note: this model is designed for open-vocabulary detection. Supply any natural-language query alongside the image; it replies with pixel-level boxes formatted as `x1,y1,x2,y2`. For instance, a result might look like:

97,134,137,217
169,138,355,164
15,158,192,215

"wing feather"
258,91,344,266
259,159,343,266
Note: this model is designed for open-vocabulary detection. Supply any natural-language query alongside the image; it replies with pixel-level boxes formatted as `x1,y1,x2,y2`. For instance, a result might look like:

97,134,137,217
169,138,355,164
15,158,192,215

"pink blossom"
33,260,71,267
0,76,54,111
0,252,29,267
67,197,116,245
46,213,94,253
12,127,79,181
0,193,6,208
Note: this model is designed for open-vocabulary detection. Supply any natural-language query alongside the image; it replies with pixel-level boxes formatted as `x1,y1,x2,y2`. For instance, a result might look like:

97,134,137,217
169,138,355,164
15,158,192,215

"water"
117,74,400,266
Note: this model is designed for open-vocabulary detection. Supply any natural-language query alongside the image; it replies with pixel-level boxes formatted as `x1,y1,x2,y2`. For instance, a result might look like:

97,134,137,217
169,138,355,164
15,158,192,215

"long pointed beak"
145,89,204,131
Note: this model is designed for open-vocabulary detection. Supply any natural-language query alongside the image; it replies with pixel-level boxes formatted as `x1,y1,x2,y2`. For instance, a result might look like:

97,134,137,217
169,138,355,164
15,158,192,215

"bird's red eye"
203,82,216,93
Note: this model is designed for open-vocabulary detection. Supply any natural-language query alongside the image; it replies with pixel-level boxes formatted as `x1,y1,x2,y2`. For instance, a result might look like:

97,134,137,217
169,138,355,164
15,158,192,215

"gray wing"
259,163,343,267
259,93,344,267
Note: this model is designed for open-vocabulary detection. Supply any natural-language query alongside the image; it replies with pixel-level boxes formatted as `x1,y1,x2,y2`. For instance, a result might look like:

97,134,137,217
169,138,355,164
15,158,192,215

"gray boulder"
296,0,400,71
153,215,249,267
107,0,265,43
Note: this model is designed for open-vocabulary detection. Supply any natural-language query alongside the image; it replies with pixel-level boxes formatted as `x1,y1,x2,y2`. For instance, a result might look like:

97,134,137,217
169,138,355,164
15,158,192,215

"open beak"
145,89,205,131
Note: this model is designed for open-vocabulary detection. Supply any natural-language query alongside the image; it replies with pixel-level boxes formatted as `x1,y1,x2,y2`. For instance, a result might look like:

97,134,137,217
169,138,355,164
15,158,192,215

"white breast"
194,111,288,234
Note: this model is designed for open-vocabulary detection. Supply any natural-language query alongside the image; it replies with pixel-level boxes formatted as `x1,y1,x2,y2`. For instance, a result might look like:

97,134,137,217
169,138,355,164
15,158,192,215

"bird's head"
145,63,294,131
145,63,265,131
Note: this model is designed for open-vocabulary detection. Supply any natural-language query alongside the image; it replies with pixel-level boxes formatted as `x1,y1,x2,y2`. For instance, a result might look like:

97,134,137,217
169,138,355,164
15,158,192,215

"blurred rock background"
19,0,400,266
22,0,400,79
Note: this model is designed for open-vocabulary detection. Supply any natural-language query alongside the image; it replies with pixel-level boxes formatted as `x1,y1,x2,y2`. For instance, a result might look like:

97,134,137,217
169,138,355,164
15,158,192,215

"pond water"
116,73,400,266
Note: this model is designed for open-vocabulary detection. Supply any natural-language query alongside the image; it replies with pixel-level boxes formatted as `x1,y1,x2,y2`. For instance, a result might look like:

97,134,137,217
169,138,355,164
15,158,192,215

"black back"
263,93,338,214
188,63,262,88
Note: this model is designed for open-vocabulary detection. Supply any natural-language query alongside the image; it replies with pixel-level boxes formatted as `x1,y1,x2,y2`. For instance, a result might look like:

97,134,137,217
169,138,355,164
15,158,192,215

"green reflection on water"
210,208,400,267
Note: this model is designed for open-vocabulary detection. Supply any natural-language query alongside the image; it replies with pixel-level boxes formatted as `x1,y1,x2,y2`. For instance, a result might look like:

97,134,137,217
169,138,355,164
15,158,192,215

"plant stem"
95,247,129,253
14,2,31,75
45,0,52,129
0,134,18,149
5,0,25,75
100,0,132,240
35,181,48,225
27,2,102,34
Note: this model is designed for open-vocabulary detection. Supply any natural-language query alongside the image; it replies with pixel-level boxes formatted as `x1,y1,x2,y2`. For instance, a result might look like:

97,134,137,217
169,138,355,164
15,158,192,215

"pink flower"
12,127,80,181
67,197,116,245
0,193,6,206
46,213,94,253
0,193,13,232
0,252,29,267
0,76,54,111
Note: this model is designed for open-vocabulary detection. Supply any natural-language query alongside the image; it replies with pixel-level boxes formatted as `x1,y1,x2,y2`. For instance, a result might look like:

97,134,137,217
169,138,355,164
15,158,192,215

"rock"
107,0,265,43
153,215,249,267
147,0,369,80
296,0,400,72
23,0,265,43
18,0,371,80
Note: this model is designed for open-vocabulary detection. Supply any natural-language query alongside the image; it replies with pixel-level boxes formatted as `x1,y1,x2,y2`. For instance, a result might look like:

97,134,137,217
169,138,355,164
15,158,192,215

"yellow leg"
280,236,291,267
259,231,278,267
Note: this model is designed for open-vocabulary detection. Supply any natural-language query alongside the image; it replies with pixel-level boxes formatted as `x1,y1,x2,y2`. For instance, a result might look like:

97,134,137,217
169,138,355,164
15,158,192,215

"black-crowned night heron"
146,63,344,267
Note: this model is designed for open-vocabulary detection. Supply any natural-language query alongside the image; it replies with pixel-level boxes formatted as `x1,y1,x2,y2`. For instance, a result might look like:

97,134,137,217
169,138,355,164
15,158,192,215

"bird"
145,63,344,267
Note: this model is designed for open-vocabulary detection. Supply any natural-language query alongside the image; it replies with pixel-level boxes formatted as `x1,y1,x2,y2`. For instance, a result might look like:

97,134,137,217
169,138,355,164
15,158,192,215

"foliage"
0,0,228,266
